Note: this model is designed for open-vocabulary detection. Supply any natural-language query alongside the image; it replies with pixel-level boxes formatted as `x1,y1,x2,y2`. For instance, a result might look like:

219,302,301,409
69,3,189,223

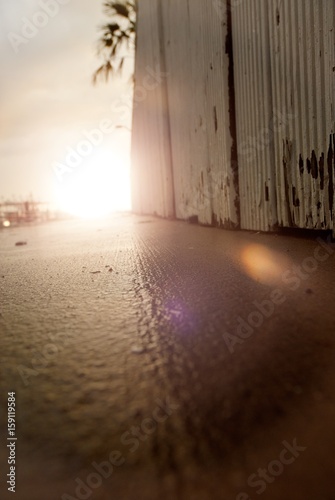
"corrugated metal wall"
232,0,335,232
269,0,335,231
232,0,278,231
161,0,239,226
131,0,175,218
132,0,239,227
132,0,335,234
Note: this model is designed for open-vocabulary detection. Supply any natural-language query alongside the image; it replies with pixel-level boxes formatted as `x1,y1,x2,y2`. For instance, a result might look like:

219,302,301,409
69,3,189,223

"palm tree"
93,1,137,84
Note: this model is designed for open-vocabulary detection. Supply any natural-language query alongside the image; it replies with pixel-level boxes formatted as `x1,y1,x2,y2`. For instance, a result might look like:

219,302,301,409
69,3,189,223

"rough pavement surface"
0,215,335,500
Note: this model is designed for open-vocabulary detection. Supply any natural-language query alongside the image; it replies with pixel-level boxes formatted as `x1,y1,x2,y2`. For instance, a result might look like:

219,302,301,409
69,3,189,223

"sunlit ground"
53,149,131,219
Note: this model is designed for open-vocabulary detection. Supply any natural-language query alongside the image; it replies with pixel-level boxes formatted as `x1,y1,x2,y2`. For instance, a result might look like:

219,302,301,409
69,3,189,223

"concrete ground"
0,214,335,500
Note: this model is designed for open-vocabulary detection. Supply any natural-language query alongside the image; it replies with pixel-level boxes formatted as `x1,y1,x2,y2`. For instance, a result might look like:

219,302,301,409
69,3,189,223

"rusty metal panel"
131,0,175,218
232,0,278,232
159,0,239,226
268,0,335,232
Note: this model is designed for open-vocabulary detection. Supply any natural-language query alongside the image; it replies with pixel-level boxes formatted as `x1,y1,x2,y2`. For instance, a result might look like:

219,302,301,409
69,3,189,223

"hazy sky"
0,0,134,208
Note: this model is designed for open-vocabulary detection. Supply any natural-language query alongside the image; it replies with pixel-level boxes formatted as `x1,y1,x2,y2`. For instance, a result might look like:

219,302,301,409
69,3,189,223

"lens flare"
240,244,291,286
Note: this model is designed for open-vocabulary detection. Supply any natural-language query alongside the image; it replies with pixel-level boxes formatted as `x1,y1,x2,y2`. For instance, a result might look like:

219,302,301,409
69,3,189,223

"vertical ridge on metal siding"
161,0,192,220
131,0,175,217
269,0,335,232
232,0,278,231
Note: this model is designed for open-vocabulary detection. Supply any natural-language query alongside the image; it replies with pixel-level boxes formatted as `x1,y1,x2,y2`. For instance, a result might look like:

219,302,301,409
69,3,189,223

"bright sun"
54,149,131,218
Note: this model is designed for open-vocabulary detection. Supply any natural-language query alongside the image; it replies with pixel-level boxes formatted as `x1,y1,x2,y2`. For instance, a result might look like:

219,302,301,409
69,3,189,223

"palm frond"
110,2,129,18
93,0,137,85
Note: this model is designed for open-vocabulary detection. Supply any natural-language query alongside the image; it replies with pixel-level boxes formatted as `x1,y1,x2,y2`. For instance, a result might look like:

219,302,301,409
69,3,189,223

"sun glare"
54,150,131,218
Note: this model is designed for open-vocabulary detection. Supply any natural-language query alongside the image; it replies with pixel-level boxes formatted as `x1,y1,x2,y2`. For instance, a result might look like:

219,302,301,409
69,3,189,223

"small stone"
131,346,145,354
15,241,27,246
